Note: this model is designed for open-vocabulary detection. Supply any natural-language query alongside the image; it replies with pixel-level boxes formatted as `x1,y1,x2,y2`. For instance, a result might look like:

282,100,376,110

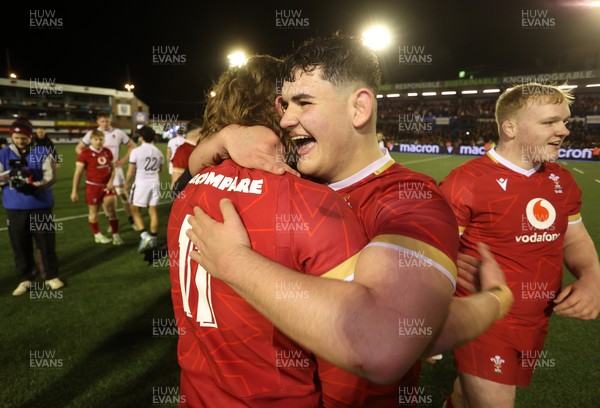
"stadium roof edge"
0,78,138,100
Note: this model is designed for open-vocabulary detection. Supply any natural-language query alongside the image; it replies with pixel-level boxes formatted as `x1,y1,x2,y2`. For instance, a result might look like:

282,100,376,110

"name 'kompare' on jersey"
189,171,264,194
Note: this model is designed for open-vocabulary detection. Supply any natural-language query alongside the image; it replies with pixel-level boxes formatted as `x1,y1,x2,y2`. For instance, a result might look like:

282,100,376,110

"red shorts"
85,183,115,205
452,321,549,386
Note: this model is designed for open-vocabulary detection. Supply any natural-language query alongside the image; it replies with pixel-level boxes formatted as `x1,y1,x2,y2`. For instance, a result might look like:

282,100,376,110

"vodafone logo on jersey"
516,198,560,243
97,156,107,166
525,198,556,230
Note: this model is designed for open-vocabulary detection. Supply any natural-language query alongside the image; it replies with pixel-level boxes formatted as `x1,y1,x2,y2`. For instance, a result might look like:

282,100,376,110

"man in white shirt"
125,125,164,252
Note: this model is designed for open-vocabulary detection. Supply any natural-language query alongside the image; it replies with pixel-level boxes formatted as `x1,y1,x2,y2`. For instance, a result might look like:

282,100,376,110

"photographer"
0,117,63,296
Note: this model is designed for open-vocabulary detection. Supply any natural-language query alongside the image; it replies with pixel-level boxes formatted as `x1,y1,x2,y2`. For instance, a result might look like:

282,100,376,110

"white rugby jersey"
129,143,164,182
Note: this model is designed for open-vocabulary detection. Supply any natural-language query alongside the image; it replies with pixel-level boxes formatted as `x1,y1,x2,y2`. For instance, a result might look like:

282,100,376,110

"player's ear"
501,119,516,140
351,88,374,129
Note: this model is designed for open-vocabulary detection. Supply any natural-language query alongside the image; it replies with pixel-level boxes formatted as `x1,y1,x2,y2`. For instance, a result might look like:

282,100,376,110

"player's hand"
70,192,78,202
457,243,507,294
105,182,114,192
553,275,600,320
115,158,126,168
457,251,481,293
222,125,300,177
187,199,251,281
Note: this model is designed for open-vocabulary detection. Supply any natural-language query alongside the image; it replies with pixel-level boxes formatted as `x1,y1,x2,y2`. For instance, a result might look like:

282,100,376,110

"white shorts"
129,181,160,207
112,167,126,187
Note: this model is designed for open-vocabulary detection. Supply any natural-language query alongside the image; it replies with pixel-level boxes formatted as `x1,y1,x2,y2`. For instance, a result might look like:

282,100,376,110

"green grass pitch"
0,148,598,407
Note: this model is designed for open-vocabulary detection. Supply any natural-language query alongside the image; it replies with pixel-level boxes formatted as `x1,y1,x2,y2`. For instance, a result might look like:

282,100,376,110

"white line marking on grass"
397,155,452,165
573,168,584,174
595,179,600,184
0,201,172,231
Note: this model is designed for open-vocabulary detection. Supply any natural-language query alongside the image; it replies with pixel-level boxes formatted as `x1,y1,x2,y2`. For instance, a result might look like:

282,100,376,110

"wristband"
486,284,514,320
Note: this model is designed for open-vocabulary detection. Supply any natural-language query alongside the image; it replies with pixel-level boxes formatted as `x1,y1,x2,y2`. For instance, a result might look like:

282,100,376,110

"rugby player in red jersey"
168,55,369,407
71,129,123,245
186,35,513,407
439,83,600,408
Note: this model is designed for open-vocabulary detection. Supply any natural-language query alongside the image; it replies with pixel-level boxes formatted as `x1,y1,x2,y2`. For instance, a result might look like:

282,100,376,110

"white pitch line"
572,168,584,174
595,179,600,184
0,201,171,232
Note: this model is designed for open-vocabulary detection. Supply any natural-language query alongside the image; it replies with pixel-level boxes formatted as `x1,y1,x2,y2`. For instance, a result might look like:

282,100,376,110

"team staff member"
440,83,600,408
0,117,64,296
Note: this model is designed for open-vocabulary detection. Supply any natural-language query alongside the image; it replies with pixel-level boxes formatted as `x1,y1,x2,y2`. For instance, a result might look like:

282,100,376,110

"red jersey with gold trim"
439,148,582,325
318,152,459,407
168,159,367,408
172,142,195,172
76,147,113,185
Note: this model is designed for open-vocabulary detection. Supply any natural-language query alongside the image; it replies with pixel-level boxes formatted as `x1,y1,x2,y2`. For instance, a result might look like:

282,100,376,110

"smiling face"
278,67,361,183
509,98,571,166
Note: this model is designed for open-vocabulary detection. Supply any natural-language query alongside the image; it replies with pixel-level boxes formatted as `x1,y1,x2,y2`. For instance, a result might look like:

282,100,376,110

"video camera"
7,159,36,194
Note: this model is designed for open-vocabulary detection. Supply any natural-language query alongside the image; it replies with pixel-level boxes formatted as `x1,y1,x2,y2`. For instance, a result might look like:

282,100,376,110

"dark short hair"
137,125,156,143
282,34,381,95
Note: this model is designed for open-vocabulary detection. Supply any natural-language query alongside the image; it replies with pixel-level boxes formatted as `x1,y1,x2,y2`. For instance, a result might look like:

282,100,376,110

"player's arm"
171,169,183,185
116,139,136,167
554,221,600,320
70,162,85,202
75,141,87,154
125,162,136,189
187,200,452,384
106,161,116,191
166,147,172,163
188,125,298,176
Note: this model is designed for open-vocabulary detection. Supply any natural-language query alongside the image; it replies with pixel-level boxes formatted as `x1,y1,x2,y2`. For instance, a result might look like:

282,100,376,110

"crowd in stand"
377,94,600,149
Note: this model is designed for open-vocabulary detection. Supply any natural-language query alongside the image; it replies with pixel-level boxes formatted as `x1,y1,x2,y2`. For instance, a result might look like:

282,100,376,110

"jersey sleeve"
81,131,91,146
118,129,131,145
105,149,114,163
561,167,583,224
371,174,459,286
287,179,368,280
76,151,87,164
129,148,138,165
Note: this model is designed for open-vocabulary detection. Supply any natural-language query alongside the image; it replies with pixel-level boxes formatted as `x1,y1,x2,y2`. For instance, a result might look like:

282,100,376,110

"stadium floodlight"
483,89,501,93
558,85,577,90
376,94,384,98
422,92,437,96
586,84,600,87
9,73,17,79
386,93,400,98
441,91,457,95
461,90,477,94
407,92,418,97
124,83,135,92
228,51,247,67
362,26,391,51
210,90,217,97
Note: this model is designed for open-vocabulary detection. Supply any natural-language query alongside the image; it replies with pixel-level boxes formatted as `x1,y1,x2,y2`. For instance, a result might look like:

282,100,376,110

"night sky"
3,0,600,119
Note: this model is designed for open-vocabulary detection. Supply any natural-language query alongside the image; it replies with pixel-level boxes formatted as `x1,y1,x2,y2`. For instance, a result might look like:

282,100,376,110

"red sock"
90,222,100,235
109,219,119,234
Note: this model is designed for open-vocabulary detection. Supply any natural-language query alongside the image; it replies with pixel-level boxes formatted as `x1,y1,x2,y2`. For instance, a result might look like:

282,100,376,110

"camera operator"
0,117,64,296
